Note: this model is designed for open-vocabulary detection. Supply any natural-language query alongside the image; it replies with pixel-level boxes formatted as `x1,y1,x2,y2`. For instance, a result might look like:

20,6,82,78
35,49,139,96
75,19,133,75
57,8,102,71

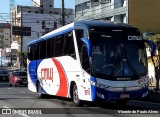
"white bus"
27,20,155,106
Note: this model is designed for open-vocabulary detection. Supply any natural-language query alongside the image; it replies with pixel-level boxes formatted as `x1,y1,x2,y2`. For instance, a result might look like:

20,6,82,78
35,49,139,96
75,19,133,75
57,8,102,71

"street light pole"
21,7,23,52
61,0,65,26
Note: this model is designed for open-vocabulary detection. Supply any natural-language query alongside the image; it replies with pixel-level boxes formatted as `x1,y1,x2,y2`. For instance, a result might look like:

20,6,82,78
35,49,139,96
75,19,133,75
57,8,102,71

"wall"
129,0,160,33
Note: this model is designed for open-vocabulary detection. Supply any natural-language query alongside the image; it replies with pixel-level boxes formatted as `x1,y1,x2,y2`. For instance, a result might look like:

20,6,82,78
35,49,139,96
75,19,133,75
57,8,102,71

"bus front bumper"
91,87,148,102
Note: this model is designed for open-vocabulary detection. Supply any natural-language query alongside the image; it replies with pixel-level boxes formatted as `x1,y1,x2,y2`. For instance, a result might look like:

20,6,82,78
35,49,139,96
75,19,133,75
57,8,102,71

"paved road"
0,82,160,117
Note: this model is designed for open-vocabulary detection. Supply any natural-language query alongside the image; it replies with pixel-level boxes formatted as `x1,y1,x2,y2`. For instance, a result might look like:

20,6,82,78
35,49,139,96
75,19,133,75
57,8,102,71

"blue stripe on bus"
28,60,42,85
29,59,48,94
90,77,97,101
28,27,74,45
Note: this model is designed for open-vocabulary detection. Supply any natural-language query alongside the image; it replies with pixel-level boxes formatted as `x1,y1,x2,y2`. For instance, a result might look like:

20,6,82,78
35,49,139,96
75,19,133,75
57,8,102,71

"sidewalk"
144,90,160,103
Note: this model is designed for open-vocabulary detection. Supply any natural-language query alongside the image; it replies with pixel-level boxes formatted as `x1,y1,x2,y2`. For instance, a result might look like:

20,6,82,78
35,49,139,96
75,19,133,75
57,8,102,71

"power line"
0,15,10,23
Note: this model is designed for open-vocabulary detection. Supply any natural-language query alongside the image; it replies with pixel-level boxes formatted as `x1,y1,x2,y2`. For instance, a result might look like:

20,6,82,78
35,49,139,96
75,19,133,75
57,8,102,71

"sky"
0,0,75,23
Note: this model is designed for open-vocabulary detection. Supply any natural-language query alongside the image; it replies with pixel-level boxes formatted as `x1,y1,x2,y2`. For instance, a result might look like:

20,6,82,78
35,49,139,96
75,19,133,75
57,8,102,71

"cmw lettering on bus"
41,68,53,80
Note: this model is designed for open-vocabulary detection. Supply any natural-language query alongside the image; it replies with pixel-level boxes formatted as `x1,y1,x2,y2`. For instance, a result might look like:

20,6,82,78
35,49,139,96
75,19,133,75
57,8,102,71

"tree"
17,52,27,71
144,33,160,92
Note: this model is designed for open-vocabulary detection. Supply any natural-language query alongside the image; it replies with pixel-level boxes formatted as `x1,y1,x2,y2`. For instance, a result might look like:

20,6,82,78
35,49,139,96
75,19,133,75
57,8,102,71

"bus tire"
37,82,45,99
9,82,12,86
72,84,83,107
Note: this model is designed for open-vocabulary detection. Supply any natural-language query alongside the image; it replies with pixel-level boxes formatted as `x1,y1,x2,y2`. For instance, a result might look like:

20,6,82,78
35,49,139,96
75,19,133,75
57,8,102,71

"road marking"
7,88,27,94
2,106,30,117
20,91,26,93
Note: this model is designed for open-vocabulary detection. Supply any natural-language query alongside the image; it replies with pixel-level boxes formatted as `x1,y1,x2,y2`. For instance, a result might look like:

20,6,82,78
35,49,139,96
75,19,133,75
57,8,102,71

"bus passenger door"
81,45,90,72
75,29,92,101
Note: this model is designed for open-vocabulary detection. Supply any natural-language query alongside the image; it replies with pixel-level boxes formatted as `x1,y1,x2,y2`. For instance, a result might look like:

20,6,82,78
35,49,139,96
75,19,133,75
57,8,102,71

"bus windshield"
90,31,147,79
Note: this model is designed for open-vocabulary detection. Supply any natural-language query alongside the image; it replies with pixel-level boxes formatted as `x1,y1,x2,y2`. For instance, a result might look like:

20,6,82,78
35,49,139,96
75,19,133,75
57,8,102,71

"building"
11,0,74,52
75,0,128,23
75,0,160,33
0,23,11,48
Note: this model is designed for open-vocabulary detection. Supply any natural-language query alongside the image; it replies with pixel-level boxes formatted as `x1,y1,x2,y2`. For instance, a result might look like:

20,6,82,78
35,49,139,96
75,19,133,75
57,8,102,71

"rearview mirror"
144,39,156,56
81,38,92,56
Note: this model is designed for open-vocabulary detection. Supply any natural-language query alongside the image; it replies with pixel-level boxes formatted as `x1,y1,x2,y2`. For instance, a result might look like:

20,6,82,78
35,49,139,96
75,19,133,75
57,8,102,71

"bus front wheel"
72,84,83,106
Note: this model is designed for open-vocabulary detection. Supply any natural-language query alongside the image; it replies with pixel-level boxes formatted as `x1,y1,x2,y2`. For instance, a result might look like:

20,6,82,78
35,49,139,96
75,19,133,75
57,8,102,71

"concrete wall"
128,0,160,33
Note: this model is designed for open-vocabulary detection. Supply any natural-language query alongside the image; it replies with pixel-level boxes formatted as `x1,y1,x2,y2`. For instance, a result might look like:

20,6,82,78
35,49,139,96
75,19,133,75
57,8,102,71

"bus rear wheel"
72,84,83,106
37,82,45,99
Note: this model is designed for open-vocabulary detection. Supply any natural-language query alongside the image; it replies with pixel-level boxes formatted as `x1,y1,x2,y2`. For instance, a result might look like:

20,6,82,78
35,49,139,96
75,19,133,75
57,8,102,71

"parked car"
9,71,27,87
0,70,9,82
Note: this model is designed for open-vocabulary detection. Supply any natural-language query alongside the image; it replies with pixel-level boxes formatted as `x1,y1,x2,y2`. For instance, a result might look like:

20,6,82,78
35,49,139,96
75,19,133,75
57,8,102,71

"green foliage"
146,34,160,43
17,52,27,68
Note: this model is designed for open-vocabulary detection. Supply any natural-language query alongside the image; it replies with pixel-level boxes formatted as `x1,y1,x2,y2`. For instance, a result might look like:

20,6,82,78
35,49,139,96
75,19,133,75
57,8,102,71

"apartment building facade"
75,0,160,33
75,0,128,23
11,0,74,52
0,23,11,48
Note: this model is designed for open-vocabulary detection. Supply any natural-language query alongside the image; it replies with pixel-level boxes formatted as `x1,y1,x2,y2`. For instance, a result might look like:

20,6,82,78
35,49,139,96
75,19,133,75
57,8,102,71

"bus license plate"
120,94,129,98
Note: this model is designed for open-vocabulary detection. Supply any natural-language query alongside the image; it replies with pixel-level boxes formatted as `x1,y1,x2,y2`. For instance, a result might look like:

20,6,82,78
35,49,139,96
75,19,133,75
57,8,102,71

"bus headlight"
90,81,96,86
97,92,105,99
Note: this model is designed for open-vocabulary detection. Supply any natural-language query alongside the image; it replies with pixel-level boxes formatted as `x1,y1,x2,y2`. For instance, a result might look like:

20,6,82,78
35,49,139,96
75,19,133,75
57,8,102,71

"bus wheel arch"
70,81,83,106
36,80,45,98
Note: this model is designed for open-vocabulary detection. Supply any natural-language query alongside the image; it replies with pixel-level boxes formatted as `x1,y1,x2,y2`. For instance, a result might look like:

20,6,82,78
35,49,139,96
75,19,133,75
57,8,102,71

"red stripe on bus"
52,58,68,97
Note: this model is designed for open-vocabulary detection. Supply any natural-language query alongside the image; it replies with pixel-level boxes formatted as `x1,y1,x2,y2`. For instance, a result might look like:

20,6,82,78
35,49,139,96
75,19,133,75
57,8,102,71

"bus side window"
39,40,47,59
64,32,76,59
28,46,31,60
30,44,38,61
46,37,55,58
55,35,64,57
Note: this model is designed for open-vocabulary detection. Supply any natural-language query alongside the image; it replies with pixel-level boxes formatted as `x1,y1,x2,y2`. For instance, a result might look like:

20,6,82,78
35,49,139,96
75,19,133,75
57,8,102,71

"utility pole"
21,7,23,52
61,0,65,26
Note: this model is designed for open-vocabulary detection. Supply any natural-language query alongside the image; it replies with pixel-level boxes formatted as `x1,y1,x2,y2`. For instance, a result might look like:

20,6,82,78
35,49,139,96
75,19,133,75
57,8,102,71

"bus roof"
28,20,139,46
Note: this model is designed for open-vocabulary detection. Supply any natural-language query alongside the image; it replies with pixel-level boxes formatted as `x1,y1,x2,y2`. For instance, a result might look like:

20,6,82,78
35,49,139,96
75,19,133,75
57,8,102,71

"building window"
50,11,52,13
41,10,43,13
100,0,110,4
42,21,45,29
50,5,52,7
35,11,38,13
28,11,31,13
92,0,100,7
75,4,82,12
82,2,90,11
